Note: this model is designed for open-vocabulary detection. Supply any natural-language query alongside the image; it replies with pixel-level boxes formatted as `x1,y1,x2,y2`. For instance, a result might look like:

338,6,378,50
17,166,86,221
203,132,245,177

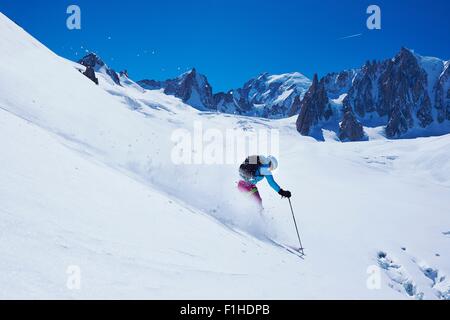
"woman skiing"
238,155,291,207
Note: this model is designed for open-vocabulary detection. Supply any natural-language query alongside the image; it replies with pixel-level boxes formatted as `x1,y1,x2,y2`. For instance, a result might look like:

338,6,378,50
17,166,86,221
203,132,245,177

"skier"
238,155,291,208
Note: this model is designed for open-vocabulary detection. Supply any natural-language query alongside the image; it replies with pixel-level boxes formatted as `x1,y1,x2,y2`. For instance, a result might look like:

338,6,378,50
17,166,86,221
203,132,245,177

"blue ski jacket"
247,163,281,193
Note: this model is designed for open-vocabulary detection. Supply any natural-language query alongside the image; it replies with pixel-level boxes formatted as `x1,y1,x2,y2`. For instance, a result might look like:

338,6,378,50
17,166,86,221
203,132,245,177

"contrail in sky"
337,33,363,40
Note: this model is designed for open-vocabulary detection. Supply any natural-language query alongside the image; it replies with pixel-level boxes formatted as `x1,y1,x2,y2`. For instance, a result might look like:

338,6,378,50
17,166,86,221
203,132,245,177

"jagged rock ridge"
78,53,121,86
295,48,449,140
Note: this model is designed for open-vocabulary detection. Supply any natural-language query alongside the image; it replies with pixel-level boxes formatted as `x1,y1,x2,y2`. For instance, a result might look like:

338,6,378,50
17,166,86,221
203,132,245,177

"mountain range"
138,69,312,118
78,47,449,141
296,48,450,141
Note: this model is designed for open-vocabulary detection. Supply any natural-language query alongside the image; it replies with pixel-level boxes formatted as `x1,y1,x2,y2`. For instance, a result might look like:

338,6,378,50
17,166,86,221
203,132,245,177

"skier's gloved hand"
278,189,292,198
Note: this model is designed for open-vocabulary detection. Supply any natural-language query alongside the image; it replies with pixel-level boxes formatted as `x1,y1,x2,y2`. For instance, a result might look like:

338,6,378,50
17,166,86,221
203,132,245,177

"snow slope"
0,12,449,299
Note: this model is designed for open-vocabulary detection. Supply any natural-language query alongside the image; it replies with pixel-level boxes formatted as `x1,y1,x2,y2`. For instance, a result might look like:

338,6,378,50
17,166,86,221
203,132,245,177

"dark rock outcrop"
296,74,333,136
434,62,450,123
138,69,214,111
78,53,120,85
343,60,379,118
166,68,214,110
213,91,237,113
339,110,365,141
82,66,99,85
322,70,357,99
288,95,302,118
138,79,163,90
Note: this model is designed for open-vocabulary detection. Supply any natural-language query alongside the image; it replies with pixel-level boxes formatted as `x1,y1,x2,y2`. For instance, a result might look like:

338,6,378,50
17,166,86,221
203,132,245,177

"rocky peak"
296,74,333,136
179,68,199,84
382,48,432,136
78,53,105,69
166,68,214,110
138,69,215,111
78,53,120,85
339,110,365,141
395,47,416,64
342,47,434,138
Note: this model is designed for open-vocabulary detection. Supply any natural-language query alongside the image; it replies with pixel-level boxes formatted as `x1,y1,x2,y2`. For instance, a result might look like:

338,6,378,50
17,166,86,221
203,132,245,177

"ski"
266,238,306,259
279,244,306,259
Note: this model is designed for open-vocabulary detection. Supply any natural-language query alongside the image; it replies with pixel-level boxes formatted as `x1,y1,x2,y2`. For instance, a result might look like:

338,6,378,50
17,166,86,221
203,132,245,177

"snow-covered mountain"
1,12,450,300
295,48,450,141
138,70,311,118
214,72,312,119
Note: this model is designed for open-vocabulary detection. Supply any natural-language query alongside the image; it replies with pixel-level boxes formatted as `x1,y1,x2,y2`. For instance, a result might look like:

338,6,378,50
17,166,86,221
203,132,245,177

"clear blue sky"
1,0,449,91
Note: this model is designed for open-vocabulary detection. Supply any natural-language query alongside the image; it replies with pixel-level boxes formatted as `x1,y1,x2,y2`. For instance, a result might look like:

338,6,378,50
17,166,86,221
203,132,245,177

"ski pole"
288,198,305,255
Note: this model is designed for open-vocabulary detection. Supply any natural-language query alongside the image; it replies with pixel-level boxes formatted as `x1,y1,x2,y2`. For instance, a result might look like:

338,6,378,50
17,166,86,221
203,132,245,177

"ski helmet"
267,155,278,171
